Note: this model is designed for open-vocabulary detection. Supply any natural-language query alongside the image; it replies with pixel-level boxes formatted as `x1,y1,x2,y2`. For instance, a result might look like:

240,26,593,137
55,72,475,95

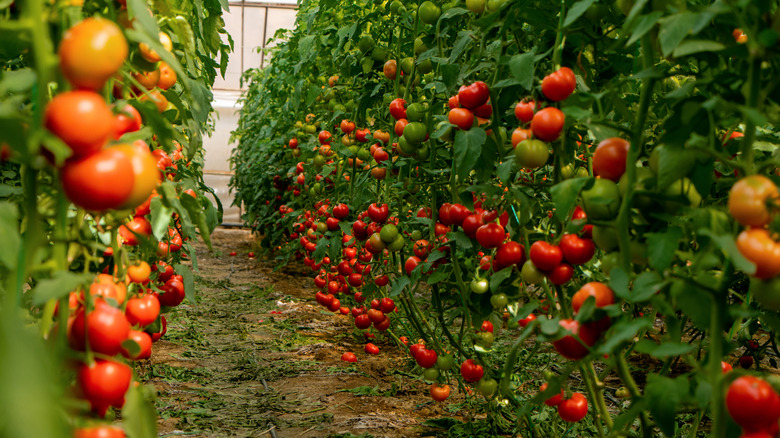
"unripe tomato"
59,18,128,90
581,179,621,220
514,139,550,169
470,278,489,294
138,32,172,63
520,260,545,284
476,377,498,397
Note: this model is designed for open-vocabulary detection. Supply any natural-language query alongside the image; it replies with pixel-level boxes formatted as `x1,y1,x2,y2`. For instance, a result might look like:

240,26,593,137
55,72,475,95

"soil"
145,228,458,438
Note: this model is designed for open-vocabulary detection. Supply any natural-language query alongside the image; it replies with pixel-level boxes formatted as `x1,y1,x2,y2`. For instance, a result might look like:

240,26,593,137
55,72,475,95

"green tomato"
561,163,575,179
415,144,430,160
358,35,374,53
490,293,509,309
379,223,399,243
466,0,486,13
418,1,441,24
663,177,701,213
486,0,506,12
436,354,454,371
414,37,428,55
476,377,498,397
400,57,414,75
404,122,428,144
410,230,423,241
600,251,620,276
406,103,426,122
630,240,648,266
387,234,406,252
478,331,494,347
316,221,327,233
423,367,441,381
372,47,388,62
514,139,550,169
357,148,372,162
397,136,418,156
591,225,619,252
389,0,405,14
521,260,545,284
576,167,590,177
417,58,433,74
471,278,489,294
581,178,621,220
618,166,655,209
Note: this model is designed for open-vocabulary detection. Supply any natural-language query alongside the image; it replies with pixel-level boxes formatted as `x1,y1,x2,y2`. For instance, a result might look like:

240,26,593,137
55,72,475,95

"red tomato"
318,130,332,144
364,342,380,354
415,348,438,368
112,104,142,139
61,147,135,211
541,67,576,102
448,107,474,130
157,277,186,307
121,330,152,360
405,256,422,274
458,81,490,109
78,359,132,416
389,98,407,120
547,263,573,285
74,425,126,438
529,241,563,271
558,392,588,422
380,297,395,313
430,384,451,401
493,241,525,270
726,376,780,432
530,107,565,142
514,100,536,123
592,138,630,181
125,293,160,327
729,175,779,227
367,203,390,223
413,239,432,258
571,282,615,313
721,361,733,374
332,203,350,219
448,204,471,226
560,233,595,265
461,213,484,239
340,119,356,134
736,229,780,279
354,314,371,329
45,90,114,158
475,223,505,249
438,203,454,225
518,313,536,328
460,359,484,382
341,352,358,362
69,299,131,356
539,382,564,406
118,216,152,246
552,319,597,360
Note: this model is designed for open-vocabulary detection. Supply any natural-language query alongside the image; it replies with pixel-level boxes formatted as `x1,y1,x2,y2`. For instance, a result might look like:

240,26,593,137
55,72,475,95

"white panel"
214,6,244,90
204,90,243,173
204,173,243,225
262,8,297,68
243,7,267,71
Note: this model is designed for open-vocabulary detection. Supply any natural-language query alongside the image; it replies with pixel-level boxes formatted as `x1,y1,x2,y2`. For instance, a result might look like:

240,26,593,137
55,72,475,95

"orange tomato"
736,228,780,279
59,18,128,90
138,32,173,63
45,90,113,158
156,61,177,90
729,175,779,227
114,141,161,209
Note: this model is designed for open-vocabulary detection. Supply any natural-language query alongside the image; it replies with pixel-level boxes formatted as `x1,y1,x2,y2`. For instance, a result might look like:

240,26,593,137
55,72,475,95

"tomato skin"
736,228,780,279
61,147,135,211
121,330,153,360
592,138,630,181
430,383,451,401
460,359,484,382
726,376,780,432
59,18,128,90
571,282,615,313
476,223,505,249
118,216,152,246
530,107,565,142
515,139,550,169
364,342,380,354
341,352,358,362
558,392,588,422
405,256,422,275
74,425,126,438
539,382,564,406
157,277,186,307
553,319,597,360
518,313,537,328
112,104,142,140
521,260,545,284
448,107,474,130
493,241,525,270
581,179,621,220
461,213,484,239
45,90,114,158
383,59,397,80
514,100,536,123
78,359,132,417
367,203,390,223
547,263,573,285
69,299,131,356
125,293,160,327
458,81,490,109
448,204,471,226
541,67,576,102
127,261,151,284
156,61,177,90
560,233,595,265
511,127,532,147
729,175,779,227
389,98,407,120
415,348,438,368
529,241,563,272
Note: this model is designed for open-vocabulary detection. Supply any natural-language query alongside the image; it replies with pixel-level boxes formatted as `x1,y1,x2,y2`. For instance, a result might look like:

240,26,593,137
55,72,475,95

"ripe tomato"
736,228,780,279
118,216,152,246
78,359,132,416
560,233,595,265
341,352,358,362
380,297,395,313
529,241,562,271
518,313,537,328
514,100,536,123
552,319,597,360
514,139,550,169
354,314,371,329
511,127,532,148
405,256,422,274
458,81,489,109
592,138,630,181
125,293,160,327
493,241,525,270
121,330,152,360
430,383,451,401
332,203,350,219
726,375,780,432
571,282,615,313
112,104,142,140
367,203,390,223
127,261,151,284
530,107,564,142
157,277,186,307
138,32,172,63
448,107,474,130
539,382,564,406
448,204,471,226
729,175,779,227
389,98,407,120
460,359,484,382
74,425,126,438
69,299,131,356
156,61,177,90
61,147,135,210
415,348,438,368
475,223,505,248
340,119,356,134
45,90,114,158
547,263,573,285
461,213,484,239
59,18,128,90
132,69,161,91
558,392,588,422
541,67,576,102
364,342,380,354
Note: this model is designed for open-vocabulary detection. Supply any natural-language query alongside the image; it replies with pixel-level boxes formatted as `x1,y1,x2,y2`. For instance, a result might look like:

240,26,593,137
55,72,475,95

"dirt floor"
144,228,460,438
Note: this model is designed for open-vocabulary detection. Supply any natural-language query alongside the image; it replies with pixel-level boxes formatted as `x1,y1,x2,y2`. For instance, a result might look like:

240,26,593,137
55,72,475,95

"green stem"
552,0,566,69
499,320,539,398
740,56,761,175
615,352,652,437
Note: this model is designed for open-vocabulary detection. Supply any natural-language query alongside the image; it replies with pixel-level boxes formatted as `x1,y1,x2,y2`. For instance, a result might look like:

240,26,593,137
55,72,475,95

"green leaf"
598,317,652,354
635,339,695,358
428,267,451,285
453,128,487,180
657,144,696,191
699,230,755,274
646,228,682,272
173,264,196,305
389,276,410,298
126,0,160,40
658,12,696,57
631,271,667,303
489,267,513,293
671,280,712,330
563,0,596,27
672,40,726,57
0,202,19,270
496,158,514,184
609,268,630,301
550,177,591,222
612,399,645,432
625,11,663,47
446,230,473,250
644,374,689,436
508,52,535,91
121,339,141,358
31,271,91,306
312,237,329,262
122,384,158,438
449,31,474,63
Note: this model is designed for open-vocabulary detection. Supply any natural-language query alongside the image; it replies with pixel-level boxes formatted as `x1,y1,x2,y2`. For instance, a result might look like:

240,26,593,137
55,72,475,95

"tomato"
157,276,186,307
514,100,536,123
448,95,460,109
367,203,390,223
438,203,454,225
45,90,114,158
471,278,489,294
465,0,486,13
339,352,358,363
157,61,177,90
520,260,545,284
474,102,492,118
529,241,562,272
539,382,564,406
77,359,132,416
413,239,432,258
59,18,127,90
552,319,597,360
729,175,779,227
121,330,152,360
389,98,407,120
726,376,780,432
405,256,422,275
560,233,595,265
460,359,484,383
415,348,438,368
476,377,498,397
490,293,509,308
403,121,428,144
462,213,484,239
721,361,733,374
74,425,126,438
448,107,474,130
547,263,573,285
138,32,172,63
419,1,441,24
475,223,505,248
318,130,332,144
736,228,780,279
354,314,371,329
127,261,151,284
514,139,550,169
125,293,160,327
364,342,380,354
558,392,588,422
436,353,454,371
448,204,471,226
581,179,621,220
592,138,630,181
458,82,489,109
69,299,130,357
430,383,451,401
739,355,754,369
511,127,532,147
541,67,576,102
530,107,564,142
571,282,615,313
112,104,142,140
340,119,356,134
493,241,525,270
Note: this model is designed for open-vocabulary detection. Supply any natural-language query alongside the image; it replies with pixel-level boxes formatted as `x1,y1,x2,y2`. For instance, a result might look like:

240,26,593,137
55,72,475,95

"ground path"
147,228,456,438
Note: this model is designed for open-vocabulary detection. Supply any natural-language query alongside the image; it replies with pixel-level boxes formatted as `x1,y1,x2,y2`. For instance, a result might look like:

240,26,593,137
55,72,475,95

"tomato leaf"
658,12,697,58
563,0,596,28
453,128,487,180
312,237,329,262
122,384,158,438
31,271,92,306
489,267,513,293
550,177,591,223
449,31,475,64
624,11,663,47
612,399,646,432
630,271,667,303
121,339,141,358
673,40,726,58
389,276,410,298
670,280,713,330
634,339,695,358
645,228,682,272
698,230,755,275
656,144,696,191
597,317,652,354
508,52,535,91
644,374,689,436
174,264,196,305
608,267,630,300
447,230,473,250
428,266,451,285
